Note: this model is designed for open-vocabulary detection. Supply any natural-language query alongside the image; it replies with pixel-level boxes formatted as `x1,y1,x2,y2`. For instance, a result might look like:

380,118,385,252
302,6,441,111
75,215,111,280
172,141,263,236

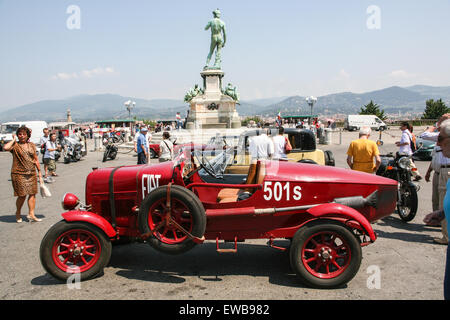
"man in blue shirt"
136,127,149,164
424,118,450,300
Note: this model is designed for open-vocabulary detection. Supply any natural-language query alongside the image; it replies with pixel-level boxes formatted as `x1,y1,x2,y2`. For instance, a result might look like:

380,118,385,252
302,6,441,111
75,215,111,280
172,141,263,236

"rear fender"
306,203,376,242
61,211,117,238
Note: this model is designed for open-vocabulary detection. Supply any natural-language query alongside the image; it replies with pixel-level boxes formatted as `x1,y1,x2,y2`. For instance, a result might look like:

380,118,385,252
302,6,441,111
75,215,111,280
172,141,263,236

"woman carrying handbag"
3,126,44,223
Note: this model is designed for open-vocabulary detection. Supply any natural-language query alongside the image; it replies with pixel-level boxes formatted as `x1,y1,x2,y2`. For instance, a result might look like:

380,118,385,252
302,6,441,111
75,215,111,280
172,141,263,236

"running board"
216,237,238,253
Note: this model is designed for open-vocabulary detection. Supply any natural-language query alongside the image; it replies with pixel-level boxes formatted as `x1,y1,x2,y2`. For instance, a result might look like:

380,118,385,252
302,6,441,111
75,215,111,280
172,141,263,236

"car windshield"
1,124,20,134
195,148,234,178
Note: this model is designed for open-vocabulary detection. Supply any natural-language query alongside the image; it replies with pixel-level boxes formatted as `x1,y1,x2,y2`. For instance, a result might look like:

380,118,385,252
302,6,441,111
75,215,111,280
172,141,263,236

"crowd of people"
133,124,173,165
345,117,450,299
247,127,291,161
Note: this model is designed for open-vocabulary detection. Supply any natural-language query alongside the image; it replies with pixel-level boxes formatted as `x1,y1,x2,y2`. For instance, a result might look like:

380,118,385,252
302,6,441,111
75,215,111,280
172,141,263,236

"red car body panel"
79,157,397,243
62,210,117,238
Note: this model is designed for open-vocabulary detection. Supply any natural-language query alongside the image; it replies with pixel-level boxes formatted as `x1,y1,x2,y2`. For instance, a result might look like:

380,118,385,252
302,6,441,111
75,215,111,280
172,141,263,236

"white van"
344,115,387,131
0,121,48,150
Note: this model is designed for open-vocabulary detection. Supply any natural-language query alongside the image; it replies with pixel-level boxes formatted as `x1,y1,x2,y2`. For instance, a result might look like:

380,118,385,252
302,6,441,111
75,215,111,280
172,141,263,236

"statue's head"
213,9,221,18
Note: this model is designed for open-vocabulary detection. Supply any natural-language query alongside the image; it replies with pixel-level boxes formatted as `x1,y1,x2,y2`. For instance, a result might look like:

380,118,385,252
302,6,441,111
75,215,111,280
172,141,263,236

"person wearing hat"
136,127,149,164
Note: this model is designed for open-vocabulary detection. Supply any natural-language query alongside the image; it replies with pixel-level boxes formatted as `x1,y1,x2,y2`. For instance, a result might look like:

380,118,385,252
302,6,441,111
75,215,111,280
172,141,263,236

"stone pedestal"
186,69,241,129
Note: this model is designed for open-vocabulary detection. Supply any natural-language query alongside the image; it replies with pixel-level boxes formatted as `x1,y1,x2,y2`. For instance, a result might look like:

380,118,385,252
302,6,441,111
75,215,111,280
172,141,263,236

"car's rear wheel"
40,221,112,281
149,149,157,159
138,185,206,255
290,220,362,289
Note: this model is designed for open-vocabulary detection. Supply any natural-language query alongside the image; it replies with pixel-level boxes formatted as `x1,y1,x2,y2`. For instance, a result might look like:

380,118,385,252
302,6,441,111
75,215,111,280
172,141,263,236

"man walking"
346,126,381,173
136,127,149,165
43,133,61,181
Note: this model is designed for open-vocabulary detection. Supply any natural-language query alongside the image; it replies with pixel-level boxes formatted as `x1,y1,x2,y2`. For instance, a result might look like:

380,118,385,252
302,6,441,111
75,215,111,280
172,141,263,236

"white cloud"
51,67,116,80
388,70,416,78
51,72,78,80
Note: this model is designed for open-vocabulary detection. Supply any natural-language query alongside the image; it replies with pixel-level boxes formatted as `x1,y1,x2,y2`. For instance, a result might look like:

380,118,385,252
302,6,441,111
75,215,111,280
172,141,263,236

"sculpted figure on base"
204,9,226,70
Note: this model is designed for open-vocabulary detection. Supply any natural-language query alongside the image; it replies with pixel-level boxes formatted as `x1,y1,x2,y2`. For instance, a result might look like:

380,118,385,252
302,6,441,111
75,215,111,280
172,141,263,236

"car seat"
216,160,266,203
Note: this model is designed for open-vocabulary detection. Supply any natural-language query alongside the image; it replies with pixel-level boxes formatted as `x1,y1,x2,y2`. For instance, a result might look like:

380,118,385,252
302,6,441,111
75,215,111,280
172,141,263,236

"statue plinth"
186,69,241,129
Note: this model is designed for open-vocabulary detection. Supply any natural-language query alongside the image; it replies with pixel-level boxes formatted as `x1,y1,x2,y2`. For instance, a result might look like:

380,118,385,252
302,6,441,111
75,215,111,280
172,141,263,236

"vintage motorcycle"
376,147,419,222
102,136,118,162
63,136,83,164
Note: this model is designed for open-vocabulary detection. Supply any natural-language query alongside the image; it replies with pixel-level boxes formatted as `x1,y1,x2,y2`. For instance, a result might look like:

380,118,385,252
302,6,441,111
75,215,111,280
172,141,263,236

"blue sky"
1,0,449,110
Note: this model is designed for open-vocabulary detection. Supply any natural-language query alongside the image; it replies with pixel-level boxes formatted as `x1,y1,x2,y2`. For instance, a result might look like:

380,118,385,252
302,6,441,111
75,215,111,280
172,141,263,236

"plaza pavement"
0,127,446,300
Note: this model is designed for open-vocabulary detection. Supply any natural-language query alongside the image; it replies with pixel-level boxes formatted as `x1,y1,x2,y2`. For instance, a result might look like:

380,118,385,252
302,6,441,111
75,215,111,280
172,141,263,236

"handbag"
285,137,292,153
40,183,52,198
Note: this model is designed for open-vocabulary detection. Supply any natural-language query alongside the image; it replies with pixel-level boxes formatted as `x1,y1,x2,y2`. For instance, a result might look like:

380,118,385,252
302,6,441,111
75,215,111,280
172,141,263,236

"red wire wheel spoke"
52,229,102,273
301,231,351,279
147,198,193,244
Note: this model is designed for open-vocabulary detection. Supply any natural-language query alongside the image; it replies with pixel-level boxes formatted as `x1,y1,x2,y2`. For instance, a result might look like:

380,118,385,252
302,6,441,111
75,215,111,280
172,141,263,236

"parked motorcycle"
376,147,419,222
102,137,118,162
63,136,83,164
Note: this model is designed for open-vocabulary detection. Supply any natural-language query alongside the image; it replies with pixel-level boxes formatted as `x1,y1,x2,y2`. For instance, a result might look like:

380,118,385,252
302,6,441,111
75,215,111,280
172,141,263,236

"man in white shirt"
248,128,274,160
272,127,287,160
39,128,50,163
395,122,421,181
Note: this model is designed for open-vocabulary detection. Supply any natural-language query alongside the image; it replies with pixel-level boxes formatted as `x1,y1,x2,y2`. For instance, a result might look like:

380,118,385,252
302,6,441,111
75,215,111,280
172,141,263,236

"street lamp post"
124,100,136,137
306,96,317,125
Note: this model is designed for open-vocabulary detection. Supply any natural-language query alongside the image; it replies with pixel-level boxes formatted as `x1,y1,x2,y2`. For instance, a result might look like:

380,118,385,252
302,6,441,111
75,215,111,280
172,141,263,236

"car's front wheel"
40,221,112,281
290,220,362,289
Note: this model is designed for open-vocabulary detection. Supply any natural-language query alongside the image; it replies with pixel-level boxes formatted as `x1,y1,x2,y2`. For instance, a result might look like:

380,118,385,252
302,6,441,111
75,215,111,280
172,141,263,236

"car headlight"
398,156,410,169
62,193,80,210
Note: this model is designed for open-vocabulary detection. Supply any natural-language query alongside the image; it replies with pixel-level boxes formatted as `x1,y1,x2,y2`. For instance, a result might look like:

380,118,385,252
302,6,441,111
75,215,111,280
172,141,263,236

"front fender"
306,203,376,241
61,211,117,238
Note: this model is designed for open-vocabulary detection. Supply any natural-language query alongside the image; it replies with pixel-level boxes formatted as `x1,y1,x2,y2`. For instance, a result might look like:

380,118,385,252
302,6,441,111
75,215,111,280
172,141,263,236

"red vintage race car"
39,148,397,288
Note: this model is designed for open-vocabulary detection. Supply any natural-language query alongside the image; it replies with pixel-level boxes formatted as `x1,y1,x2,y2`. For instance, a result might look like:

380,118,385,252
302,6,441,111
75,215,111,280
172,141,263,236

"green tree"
359,100,387,120
421,99,450,119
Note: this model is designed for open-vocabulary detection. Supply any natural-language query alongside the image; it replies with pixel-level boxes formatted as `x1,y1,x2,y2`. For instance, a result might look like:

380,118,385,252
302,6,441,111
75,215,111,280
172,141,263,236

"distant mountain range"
1,85,450,122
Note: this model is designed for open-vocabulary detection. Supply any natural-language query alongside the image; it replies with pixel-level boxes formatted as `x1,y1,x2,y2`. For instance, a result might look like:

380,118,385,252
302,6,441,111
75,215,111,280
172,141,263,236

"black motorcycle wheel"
109,150,117,160
102,150,109,162
397,183,418,222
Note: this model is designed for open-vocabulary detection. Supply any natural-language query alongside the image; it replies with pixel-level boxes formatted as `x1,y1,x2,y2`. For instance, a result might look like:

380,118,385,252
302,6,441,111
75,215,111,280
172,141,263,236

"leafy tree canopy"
359,100,387,121
421,99,450,120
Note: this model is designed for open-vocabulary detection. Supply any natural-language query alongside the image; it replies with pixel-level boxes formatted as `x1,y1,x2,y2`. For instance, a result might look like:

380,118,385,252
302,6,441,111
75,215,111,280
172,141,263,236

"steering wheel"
193,150,220,178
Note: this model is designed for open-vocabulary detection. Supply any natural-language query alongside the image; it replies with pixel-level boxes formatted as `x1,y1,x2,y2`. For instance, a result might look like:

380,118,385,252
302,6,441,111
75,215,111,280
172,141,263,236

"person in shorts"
44,133,61,179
